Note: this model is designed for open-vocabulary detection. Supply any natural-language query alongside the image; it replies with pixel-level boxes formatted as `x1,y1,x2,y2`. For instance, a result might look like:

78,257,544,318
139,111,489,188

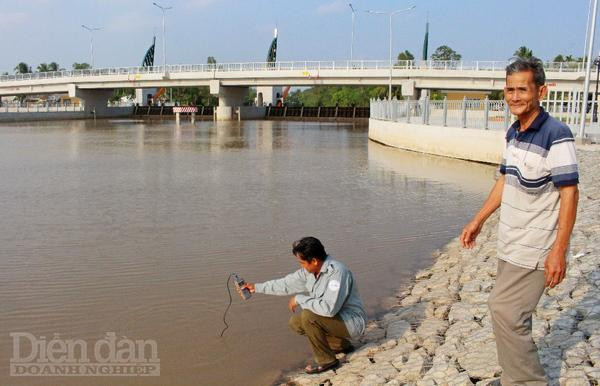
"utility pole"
365,6,416,100
153,2,172,73
81,25,102,68
580,0,598,139
349,3,357,61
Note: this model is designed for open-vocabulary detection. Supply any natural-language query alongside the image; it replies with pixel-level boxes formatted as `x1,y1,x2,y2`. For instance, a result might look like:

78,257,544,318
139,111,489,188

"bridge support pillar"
135,88,158,106
211,82,248,120
256,86,282,107
68,85,114,117
401,80,418,100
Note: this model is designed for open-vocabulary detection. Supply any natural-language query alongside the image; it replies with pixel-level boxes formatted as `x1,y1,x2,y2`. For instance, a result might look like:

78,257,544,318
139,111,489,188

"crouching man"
241,236,367,374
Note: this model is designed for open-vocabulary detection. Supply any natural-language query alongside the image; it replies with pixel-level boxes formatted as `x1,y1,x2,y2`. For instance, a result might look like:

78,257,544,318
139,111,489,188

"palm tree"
513,46,533,59
14,62,31,74
72,62,91,70
48,62,60,72
396,50,415,64
37,63,50,72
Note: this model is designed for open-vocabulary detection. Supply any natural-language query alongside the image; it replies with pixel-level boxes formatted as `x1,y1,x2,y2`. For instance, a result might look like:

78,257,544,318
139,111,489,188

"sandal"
305,359,339,374
334,344,355,355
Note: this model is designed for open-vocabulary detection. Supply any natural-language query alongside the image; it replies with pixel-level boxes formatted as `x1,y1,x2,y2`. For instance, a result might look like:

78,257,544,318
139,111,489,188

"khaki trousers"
488,259,548,385
289,309,351,365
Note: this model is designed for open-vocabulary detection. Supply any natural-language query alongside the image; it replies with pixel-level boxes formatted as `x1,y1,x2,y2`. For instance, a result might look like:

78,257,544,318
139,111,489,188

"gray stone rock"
434,304,451,320
400,295,420,307
380,339,398,350
461,280,482,293
560,369,590,386
386,320,410,339
449,302,475,323
583,366,600,382
421,360,459,383
589,334,600,349
362,324,386,342
588,347,600,367
460,291,489,305
578,318,600,336
416,318,449,336
396,350,428,382
446,321,481,341
457,343,501,379
394,303,427,325
475,378,501,386
447,372,475,386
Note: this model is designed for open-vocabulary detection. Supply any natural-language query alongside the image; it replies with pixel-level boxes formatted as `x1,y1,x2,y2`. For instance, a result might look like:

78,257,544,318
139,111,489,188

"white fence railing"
370,97,600,139
0,104,84,113
370,98,513,131
0,60,585,83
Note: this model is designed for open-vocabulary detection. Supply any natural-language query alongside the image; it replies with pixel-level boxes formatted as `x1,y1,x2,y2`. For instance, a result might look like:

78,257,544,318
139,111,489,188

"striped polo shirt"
498,107,579,270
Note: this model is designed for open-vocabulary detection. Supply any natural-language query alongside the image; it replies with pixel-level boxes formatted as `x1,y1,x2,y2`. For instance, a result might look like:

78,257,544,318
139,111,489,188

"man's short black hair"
505,56,546,87
292,237,328,262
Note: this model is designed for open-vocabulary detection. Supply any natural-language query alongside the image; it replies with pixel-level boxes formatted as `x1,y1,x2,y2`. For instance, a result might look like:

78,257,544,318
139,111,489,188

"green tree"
72,62,91,70
284,86,398,107
110,89,136,103
207,56,217,65
37,63,50,72
397,50,414,62
431,45,461,61
553,54,565,62
245,88,257,105
48,62,60,72
14,62,31,74
513,46,533,59
489,90,504,100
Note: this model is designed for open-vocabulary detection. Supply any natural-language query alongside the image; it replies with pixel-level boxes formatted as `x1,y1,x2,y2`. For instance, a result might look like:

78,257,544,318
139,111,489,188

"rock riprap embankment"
284,148,600,386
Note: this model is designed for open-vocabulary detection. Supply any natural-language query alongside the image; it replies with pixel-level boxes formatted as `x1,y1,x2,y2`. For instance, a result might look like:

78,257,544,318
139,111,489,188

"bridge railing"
0,103,84,113
0,60,585,83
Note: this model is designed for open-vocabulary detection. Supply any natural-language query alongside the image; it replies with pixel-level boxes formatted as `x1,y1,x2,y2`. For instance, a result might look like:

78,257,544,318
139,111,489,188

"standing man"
460,57,579,385
242,237,366,374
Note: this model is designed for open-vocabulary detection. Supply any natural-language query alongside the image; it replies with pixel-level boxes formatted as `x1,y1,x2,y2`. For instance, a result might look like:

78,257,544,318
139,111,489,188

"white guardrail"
0,60,585,83
0,104,84,113
371,98,514,131
371,98,600,138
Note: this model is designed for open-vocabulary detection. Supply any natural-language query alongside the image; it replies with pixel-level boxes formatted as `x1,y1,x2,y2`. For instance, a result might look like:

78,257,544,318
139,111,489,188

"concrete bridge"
0,60,589,120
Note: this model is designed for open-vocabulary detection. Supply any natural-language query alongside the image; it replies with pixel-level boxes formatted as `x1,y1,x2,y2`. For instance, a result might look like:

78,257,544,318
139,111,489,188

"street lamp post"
580,0,598,138
594,54,600,122
349,3,357,61
365,6,416,100
153,2,172,73
81,25,101,68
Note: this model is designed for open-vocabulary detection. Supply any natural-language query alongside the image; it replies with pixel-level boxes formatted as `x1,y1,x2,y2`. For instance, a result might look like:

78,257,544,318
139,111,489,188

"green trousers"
288,309,352,365
488,259,547,385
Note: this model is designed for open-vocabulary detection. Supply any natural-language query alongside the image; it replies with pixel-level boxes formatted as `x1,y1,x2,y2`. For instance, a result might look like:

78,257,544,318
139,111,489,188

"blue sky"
0,0,594,72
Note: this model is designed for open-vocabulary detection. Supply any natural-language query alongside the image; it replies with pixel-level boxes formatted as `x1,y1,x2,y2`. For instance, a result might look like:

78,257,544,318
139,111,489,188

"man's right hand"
240,283,256,293
460,219,483,249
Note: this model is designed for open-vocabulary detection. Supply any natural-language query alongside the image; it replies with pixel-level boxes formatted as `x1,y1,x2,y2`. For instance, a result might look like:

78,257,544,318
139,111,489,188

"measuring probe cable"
219,274,234,337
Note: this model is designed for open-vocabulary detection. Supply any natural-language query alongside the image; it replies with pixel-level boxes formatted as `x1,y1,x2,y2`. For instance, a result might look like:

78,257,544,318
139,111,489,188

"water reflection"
368,140,497,194
0,119,495,386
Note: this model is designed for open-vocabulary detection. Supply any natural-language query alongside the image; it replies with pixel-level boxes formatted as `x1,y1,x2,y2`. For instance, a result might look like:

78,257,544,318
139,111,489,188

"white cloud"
316,0,345,15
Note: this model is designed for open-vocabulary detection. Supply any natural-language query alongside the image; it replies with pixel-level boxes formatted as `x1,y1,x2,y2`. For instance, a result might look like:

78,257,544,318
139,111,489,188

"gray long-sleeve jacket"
255,256,366,338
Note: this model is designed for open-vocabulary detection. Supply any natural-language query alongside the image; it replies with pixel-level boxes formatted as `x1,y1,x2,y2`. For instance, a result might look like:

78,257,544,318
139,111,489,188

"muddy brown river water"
0,119,496,385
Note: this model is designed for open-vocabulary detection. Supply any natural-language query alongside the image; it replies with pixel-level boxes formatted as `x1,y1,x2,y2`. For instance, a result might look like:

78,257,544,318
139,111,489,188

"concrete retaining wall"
0,107,133,123
368,118,505,164
238,106,266,120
